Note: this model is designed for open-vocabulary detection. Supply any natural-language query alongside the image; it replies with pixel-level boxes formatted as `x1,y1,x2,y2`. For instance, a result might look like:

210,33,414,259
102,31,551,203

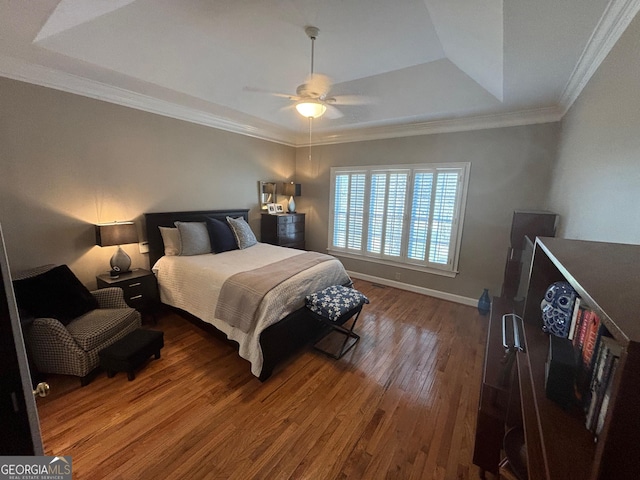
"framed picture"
275,204,285,213
267,203,277,214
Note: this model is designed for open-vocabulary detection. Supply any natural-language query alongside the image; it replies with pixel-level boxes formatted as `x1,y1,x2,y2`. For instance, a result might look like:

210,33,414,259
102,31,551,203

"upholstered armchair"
13,265,141,385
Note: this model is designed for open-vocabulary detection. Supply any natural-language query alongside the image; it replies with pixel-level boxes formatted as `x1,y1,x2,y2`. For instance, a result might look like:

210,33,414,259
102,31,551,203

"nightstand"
261,213,305,249
96,269,160,322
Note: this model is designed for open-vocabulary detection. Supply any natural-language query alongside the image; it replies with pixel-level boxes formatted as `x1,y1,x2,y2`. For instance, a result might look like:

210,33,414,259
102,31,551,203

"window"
329,163,470,276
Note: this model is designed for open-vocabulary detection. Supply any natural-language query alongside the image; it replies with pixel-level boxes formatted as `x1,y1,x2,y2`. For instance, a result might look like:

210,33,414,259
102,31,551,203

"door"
0,223,43,454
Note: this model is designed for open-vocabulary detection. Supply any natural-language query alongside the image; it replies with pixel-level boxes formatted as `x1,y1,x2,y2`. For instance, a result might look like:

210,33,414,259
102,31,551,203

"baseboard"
347,271,477,307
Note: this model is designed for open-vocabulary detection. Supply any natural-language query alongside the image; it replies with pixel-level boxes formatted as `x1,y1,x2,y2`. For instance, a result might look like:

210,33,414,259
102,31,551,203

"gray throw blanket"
215,251,334,332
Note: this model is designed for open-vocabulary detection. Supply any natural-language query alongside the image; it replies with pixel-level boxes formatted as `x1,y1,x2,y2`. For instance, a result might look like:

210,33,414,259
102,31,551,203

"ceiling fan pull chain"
309,117,313,161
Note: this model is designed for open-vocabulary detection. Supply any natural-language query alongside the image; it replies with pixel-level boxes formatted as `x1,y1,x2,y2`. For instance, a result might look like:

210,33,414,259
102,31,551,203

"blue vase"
478,288,491,315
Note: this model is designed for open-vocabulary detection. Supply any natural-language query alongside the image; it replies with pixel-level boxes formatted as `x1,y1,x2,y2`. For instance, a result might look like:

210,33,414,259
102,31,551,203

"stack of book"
585,337,622,436
567,298,622,438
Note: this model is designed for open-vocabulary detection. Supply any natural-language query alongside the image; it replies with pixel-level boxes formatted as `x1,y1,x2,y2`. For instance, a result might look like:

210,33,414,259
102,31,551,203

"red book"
582,311,601,369
575,308,592,352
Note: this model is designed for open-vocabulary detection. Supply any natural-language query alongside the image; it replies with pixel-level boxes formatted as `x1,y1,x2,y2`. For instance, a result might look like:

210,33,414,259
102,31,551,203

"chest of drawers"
261,213,305,250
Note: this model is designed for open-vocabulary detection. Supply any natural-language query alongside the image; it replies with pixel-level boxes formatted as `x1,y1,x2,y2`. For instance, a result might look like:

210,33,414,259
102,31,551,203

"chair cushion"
66,308,140,351
13,265,99,325
305,285,369,322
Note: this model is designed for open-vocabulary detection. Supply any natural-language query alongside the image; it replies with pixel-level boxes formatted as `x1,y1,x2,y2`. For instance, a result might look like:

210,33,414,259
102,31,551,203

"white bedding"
152,242,351,376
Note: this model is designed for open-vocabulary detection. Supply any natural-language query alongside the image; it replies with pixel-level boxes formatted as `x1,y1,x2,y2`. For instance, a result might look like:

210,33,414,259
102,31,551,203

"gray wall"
548,13,640,243
0,75,572,302
0,77,295,287
295,124,559,299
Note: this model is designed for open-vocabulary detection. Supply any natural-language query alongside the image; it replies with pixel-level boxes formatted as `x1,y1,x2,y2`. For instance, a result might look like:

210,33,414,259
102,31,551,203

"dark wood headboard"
144,209,249,268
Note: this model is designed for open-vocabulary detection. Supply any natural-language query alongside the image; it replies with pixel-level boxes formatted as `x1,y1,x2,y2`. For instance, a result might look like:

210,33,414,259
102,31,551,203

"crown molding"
0,54,298,147
303,106,563,146
558,0,640,115
0,53,562,147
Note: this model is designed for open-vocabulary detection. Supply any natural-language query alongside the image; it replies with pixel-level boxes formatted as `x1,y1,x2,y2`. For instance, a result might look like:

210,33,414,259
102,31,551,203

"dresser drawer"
278,222,304,236
282,241,305,250
279,230,304,243
279,214,304,224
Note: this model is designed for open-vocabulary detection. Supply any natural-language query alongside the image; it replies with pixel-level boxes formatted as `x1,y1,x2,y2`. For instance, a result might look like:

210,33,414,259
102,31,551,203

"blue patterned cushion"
305,285,369,322
226,216,257,249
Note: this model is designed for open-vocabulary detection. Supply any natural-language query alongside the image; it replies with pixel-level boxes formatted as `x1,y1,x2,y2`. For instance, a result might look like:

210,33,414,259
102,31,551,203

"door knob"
33,382,50,398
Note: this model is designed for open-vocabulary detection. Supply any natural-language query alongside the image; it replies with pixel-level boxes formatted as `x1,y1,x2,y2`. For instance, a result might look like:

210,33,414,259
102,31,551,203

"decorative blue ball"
540,281,577,337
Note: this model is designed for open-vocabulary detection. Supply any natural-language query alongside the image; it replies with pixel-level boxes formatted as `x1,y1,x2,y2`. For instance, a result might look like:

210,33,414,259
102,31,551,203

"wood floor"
37,280,489,480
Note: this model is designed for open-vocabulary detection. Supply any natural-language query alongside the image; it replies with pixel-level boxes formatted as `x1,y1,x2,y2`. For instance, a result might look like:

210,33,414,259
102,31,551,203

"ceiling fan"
244,26,372,120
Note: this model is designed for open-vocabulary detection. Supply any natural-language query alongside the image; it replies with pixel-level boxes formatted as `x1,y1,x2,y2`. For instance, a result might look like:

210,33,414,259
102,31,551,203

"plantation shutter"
329,163,468,276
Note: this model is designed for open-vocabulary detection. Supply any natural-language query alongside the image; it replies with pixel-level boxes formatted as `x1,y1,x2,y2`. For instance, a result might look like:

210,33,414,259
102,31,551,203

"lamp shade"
95,222,138,247
295,101,326,119
282,182,302,197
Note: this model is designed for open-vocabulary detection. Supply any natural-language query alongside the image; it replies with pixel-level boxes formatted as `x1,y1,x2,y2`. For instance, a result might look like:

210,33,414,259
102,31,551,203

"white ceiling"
1,0,639,146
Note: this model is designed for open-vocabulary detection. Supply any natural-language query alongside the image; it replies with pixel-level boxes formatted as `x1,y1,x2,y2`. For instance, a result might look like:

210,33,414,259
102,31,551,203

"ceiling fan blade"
278,104,296,113
243,86,299,100
324,104,343,119
326,95,375,106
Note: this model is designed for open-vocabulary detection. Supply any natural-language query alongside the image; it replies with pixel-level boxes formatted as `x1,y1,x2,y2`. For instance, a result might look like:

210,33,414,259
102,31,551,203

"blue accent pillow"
206,217,238,253
13,265,99,325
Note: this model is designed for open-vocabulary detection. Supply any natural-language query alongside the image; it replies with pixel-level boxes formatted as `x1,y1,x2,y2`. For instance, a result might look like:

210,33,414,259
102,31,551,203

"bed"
144,209,351,380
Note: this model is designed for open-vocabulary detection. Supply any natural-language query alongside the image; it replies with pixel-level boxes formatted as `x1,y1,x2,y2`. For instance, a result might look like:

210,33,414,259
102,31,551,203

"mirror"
259,181,277,210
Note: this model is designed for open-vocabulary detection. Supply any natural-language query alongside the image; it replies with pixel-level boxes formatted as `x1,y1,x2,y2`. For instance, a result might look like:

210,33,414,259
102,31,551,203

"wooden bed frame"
144,209,330,381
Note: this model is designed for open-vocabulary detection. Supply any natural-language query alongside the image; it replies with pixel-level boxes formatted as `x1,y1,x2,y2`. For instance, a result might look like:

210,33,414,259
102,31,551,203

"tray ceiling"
1,0,638,145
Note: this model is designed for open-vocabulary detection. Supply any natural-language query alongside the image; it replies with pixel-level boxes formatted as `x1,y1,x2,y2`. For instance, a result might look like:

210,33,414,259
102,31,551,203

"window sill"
327,249,458,278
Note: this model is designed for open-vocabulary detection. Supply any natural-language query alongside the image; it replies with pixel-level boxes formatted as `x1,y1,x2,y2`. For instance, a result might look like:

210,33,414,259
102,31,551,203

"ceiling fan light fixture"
295,100,326,118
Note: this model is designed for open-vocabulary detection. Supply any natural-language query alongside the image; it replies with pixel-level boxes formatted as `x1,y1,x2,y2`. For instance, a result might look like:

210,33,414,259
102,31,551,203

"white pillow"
226,216,257,249
174,221,211,255
158,227,181,256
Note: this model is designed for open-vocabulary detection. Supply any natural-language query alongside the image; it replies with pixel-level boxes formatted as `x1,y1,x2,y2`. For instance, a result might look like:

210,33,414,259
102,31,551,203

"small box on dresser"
261,213,305,250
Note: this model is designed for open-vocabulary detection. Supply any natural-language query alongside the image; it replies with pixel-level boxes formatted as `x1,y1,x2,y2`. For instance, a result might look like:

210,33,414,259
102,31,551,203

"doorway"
0,223,44,455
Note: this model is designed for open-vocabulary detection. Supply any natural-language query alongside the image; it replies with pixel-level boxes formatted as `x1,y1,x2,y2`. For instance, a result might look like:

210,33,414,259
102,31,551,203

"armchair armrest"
26,317,85,358
91,287,129,309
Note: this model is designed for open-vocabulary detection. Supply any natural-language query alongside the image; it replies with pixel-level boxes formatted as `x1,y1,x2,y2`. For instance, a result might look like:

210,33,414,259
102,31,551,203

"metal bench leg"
314,307,362,359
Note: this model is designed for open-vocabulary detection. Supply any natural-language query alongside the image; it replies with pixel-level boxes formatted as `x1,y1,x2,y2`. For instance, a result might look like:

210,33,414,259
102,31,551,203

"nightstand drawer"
122,280,144,296
96,269,159,311
125,292,149,310
122,282,146,302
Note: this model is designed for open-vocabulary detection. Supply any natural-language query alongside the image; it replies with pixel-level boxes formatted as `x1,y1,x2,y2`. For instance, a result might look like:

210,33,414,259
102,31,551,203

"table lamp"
283,182,302,213
95,222,138,277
